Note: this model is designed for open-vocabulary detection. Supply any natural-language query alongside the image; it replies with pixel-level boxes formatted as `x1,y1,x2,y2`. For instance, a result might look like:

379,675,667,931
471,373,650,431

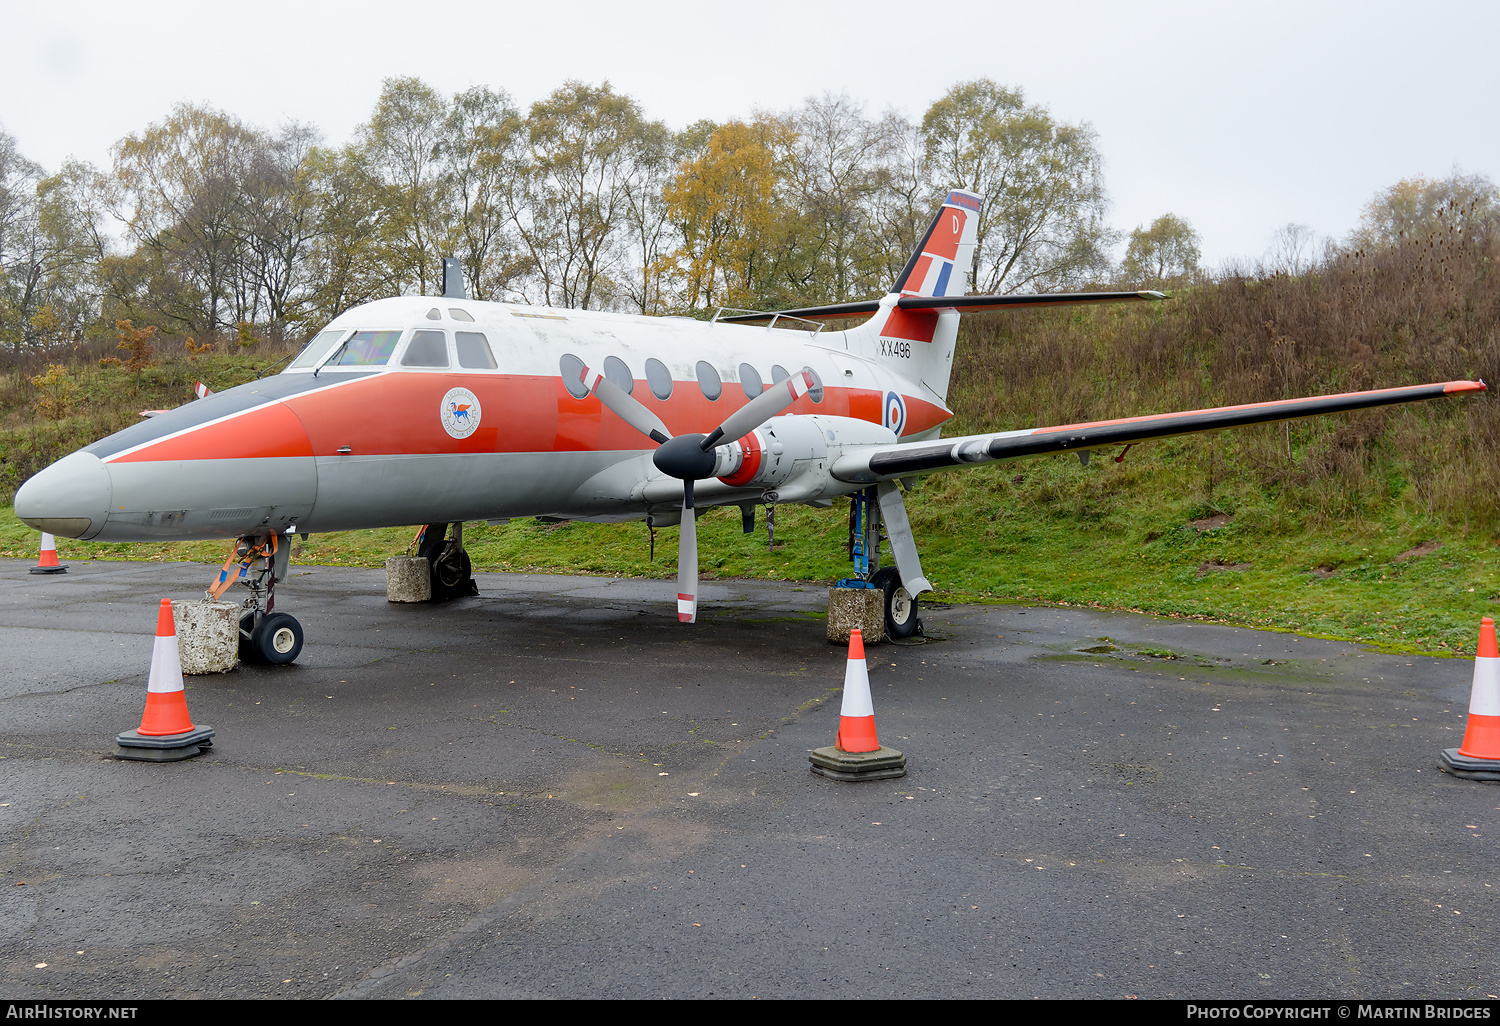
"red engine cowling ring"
717,430,764,488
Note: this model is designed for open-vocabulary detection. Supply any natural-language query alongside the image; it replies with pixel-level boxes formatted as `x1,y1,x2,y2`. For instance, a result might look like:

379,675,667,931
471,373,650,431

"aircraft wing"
717,290,1165,324
830,380,1486,484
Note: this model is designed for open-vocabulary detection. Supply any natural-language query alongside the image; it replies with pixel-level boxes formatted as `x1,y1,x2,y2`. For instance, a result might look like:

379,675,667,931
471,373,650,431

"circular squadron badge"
440,387,481,439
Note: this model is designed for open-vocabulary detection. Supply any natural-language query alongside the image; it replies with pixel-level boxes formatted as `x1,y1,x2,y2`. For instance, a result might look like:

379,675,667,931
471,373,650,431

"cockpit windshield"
286,329,403,371
287,330,346,370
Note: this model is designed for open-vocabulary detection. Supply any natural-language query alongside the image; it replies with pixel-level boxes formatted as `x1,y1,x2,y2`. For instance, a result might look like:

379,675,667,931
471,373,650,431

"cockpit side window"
287,330,347,370
456,332,498,369
401,330,450,367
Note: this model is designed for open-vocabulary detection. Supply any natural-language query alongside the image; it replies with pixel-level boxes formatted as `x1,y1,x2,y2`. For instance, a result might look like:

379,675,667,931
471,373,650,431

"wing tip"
1445,379,1487,393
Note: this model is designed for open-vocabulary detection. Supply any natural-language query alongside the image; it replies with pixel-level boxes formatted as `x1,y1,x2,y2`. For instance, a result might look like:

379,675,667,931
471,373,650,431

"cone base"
114,743,206,762
28,565,67,575
116,725,214,751
809,745,906,781
1437,748,1500,782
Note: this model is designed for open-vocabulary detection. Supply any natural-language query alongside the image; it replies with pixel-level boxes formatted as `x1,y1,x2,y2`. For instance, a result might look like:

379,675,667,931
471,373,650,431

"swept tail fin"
893,189,982,298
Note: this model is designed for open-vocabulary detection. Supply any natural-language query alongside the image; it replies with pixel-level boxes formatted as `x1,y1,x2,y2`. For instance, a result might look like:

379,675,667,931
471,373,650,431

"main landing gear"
845,487,923,640
414,522,478,601
210,534,304,665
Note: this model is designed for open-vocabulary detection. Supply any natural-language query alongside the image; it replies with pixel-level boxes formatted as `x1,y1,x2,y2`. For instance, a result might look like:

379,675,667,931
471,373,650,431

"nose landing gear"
210,534,304,665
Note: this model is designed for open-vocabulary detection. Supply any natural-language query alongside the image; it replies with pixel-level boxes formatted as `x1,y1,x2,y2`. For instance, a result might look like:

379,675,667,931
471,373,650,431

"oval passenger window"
645,358,673,400
603,356,634,395
807,367,825,403
696,361,722,401
559,354,588,399
771,365,789,384
738,363,763,399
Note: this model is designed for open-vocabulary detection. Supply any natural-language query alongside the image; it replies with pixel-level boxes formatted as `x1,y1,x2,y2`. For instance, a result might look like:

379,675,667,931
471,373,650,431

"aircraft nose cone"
15,451,112,539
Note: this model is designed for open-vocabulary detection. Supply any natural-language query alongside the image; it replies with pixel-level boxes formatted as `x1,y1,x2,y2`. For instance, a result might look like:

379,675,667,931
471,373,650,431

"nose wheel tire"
870,567,919,640
241,612,304,665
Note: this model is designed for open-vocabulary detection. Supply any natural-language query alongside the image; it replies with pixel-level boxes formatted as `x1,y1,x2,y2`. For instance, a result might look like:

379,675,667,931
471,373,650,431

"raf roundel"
440,387,481,440
884,391,907,437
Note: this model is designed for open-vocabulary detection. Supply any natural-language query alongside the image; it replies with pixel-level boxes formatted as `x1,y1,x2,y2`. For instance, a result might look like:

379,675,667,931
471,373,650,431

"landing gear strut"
846,487,924,640
211,534,304,665
416,522,478,601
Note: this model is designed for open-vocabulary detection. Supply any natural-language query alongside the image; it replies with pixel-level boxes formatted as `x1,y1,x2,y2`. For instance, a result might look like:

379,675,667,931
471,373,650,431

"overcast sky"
3,0,1495,271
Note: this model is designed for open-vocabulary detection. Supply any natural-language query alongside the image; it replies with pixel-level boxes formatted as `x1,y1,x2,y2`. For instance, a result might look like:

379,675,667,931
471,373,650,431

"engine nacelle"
713,415,898,495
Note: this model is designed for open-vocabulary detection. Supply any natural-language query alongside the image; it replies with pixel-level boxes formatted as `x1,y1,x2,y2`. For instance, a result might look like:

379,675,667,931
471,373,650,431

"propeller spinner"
580,365,813,622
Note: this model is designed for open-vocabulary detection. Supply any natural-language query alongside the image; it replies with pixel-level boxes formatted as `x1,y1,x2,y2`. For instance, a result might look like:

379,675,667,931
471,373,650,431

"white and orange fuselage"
16,295,951,542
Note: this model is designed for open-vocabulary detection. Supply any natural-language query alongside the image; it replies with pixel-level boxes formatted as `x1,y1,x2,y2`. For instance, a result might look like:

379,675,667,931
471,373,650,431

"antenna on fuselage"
442,257,467,300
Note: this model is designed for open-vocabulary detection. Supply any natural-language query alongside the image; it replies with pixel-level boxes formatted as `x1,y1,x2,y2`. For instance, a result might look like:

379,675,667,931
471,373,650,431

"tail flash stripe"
933,262,953,296
901,255,933,295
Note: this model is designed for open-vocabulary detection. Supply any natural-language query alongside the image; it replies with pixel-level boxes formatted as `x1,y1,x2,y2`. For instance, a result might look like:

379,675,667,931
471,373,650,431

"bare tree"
1263,222,1322,277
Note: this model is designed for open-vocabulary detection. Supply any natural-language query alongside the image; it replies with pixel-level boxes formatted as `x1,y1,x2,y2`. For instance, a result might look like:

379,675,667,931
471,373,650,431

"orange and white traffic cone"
115,599,214,761
810,628,907,780
29,533,66,575
835,628,880,753
1439,617,1500,780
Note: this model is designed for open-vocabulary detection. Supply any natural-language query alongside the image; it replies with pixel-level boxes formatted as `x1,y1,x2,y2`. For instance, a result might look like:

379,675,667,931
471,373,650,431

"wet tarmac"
0,559,1495,999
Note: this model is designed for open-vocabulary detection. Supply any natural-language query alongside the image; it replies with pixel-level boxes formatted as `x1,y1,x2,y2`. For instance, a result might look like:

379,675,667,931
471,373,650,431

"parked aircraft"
14,190,1485,663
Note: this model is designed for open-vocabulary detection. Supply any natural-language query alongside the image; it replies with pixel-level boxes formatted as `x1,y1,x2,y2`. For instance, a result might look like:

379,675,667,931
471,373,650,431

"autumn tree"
234,122,323,339
112,104,265,338
360,77,452,297
618,119,681,315
1349,170,1499,250
921,80,1115,293
866,112,932,291
789,93,889,302
303,144,388,322
516,81,662,310
0,130,45,351
1120,213,1200,287
665,114,800,311
444,86,527,302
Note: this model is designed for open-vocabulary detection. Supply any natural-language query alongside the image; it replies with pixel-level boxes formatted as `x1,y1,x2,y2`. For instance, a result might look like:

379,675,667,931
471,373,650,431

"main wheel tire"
428,547,473,601
871,567,919,640
251,612,304,665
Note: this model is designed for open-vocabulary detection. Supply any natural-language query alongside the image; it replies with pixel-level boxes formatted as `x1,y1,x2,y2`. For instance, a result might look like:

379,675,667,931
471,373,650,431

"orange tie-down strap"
207,535,278,601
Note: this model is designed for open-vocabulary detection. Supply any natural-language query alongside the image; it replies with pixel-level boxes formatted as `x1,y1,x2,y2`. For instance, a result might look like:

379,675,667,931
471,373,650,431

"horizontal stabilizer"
716,290,1166,325
831,380,1486,483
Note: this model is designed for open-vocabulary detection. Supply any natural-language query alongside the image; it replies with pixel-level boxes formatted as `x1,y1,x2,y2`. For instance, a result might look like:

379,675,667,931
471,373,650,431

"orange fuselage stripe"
106,374,951,463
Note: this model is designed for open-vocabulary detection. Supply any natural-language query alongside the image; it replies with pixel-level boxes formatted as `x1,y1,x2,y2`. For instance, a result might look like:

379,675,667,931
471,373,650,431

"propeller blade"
582,366,672,444
701,368,814,449
677,480,697,623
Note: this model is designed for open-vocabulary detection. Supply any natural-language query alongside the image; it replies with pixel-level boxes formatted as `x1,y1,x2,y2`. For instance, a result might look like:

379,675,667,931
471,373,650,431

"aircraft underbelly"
97,456,318,542
301,450,641,532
